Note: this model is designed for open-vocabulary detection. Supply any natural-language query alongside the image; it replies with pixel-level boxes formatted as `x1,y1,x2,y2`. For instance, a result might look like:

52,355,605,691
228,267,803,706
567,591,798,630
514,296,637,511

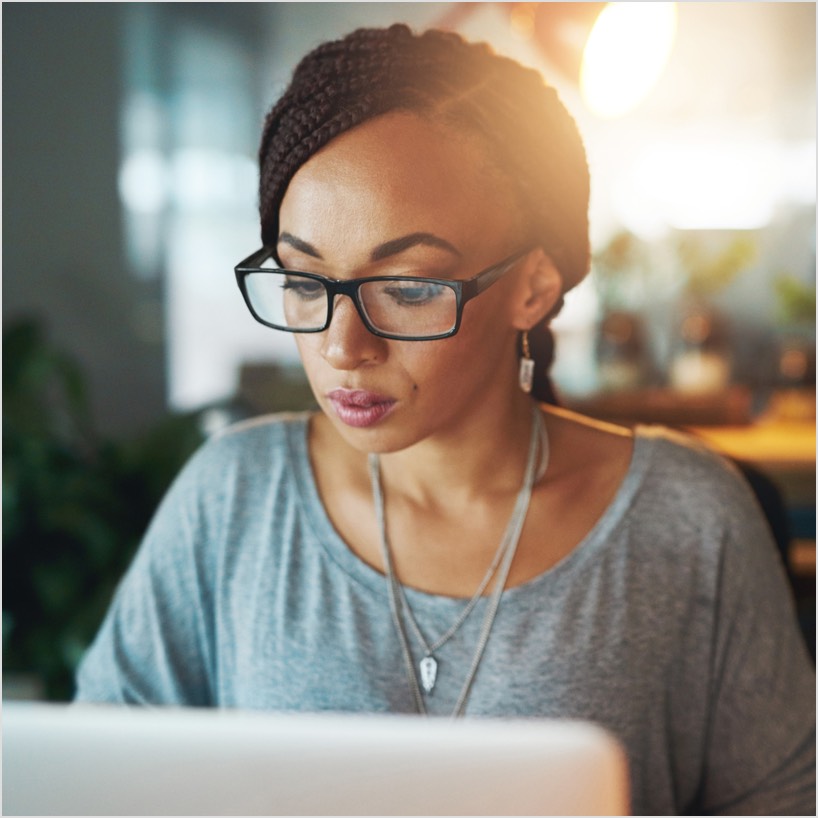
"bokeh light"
581,3,677,118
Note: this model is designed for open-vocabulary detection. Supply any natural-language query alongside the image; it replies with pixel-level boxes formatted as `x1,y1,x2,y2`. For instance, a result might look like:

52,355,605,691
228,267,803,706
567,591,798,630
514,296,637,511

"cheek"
398,344,447,386
399,328,497,387
403,288,517,376
293,334,323,373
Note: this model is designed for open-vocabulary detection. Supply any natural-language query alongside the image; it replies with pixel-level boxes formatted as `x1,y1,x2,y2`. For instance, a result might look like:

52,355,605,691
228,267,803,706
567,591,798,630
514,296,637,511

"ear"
509,248,563,331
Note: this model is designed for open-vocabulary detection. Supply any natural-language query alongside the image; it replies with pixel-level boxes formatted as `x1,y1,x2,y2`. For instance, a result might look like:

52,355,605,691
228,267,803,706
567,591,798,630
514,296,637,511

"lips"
326,388,397,428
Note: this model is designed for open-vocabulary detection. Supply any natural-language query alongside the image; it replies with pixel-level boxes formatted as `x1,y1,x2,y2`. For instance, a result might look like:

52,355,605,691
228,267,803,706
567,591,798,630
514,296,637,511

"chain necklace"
368,407,547,717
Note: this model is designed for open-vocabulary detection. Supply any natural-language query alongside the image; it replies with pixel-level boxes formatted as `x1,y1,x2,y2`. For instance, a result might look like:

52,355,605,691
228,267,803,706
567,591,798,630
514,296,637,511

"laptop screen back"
3,703,629,815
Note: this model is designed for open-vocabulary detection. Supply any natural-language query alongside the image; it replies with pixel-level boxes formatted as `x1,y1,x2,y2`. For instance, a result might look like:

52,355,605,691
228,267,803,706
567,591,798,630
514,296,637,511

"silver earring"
519,330,534,393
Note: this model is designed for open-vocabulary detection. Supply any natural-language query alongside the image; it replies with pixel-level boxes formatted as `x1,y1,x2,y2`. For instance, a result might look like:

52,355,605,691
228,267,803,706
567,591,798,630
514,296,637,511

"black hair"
258,24,590,404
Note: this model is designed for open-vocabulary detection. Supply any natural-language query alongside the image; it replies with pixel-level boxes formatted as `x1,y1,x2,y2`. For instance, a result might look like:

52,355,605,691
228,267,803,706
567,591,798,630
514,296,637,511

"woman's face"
277,111,531,453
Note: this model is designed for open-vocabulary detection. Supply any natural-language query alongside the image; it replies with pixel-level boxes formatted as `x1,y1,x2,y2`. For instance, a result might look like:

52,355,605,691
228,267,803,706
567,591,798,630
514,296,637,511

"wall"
3,3,166,437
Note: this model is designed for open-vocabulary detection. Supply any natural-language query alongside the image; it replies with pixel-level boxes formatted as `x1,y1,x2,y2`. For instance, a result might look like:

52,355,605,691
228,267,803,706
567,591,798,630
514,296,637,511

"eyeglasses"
234,247,530,341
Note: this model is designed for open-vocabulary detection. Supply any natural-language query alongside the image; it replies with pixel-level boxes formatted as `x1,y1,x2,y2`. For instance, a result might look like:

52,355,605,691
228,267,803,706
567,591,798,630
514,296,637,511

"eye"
281,276,325,300
382,281,450,307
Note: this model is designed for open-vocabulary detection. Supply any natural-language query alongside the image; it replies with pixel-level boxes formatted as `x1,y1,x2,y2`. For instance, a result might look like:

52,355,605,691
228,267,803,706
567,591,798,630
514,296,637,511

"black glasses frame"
234,247,530,341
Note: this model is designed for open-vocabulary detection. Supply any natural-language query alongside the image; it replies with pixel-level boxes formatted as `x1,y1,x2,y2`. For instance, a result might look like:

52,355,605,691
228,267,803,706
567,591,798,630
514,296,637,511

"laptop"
3,702,630,815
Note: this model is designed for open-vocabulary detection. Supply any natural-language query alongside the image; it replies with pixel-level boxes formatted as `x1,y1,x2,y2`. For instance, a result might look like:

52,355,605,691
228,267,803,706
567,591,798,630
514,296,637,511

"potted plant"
3,319,204,700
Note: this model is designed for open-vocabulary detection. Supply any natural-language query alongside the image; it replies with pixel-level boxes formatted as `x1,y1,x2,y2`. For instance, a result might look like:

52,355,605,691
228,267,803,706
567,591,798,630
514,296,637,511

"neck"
377,390,538,508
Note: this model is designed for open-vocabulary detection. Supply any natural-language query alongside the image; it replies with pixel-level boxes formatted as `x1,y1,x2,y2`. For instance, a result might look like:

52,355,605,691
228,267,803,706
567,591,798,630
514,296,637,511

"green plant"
676,234,757,298
775,274,816,327
592,230,651,311
3,319,204,700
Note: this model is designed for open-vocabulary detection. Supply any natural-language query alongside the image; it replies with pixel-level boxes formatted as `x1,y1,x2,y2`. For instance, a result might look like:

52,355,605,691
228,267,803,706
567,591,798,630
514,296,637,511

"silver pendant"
419,655,438,694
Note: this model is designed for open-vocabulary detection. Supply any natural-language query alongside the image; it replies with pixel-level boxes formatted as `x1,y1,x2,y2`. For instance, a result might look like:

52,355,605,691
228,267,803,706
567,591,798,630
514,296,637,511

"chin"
320,409,421,456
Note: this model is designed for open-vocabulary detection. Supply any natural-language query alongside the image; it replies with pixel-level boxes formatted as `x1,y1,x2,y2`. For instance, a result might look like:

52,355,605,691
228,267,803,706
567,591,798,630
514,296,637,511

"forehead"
277,112,520,261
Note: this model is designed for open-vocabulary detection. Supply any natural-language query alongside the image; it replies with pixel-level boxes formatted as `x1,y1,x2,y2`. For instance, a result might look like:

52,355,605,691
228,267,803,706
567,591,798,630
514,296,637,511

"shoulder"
626,424,783,587
194,410,310,469
548,407,773,563
542,406,761,530
135,411,321,581
633,424,757,516
164,411,314,508
211,409,310,450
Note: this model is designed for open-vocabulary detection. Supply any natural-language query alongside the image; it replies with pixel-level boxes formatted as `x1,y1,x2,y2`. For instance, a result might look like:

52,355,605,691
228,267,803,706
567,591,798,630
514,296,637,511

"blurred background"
4,2,815,700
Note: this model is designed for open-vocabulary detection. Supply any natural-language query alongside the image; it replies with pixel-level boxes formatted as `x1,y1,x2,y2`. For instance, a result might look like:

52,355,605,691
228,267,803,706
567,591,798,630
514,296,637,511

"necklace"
368,407,547,717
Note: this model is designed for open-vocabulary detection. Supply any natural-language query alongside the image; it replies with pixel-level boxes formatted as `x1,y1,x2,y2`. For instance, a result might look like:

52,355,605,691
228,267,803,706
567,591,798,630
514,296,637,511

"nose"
320,294,387,370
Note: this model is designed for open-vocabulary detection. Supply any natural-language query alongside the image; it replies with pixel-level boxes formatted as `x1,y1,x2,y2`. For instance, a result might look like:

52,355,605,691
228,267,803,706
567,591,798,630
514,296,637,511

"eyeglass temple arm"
235,246,276,271
468,250,531,298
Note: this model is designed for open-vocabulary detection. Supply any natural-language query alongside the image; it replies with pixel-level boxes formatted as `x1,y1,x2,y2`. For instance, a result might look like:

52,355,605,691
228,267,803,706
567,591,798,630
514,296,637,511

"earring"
519,330,534,393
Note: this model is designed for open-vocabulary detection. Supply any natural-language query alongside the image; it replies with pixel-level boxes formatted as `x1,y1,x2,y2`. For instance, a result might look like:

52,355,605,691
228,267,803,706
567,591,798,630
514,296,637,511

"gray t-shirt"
75,412,815,815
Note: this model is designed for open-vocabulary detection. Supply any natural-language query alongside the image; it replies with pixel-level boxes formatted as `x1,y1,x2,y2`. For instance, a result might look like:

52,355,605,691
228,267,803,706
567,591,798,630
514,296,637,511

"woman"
76,25,815,814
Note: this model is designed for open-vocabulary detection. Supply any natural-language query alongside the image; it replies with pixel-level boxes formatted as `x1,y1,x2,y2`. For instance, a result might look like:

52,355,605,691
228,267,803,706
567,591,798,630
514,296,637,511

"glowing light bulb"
580,2,677,118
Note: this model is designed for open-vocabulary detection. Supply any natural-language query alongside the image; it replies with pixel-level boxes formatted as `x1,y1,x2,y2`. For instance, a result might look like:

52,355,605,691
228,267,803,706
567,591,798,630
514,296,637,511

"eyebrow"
277,231,462,263
278,232,323,259
370,232,462,261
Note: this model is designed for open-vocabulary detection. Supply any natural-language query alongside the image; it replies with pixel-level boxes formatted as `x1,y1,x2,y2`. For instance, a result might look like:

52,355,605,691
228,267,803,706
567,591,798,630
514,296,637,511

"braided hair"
258,24,590,404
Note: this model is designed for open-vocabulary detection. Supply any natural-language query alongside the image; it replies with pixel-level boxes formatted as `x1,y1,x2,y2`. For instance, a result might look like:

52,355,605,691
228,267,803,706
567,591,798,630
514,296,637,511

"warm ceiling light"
580,2,677,118
526,2,606,81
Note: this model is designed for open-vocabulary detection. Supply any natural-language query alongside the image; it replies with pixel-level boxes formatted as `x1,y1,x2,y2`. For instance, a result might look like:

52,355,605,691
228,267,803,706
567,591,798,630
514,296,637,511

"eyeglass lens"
244,272,458,338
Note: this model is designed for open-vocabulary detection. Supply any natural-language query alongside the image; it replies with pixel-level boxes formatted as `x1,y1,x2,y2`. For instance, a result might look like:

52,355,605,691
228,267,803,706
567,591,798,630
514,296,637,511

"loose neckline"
286,412,653,610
